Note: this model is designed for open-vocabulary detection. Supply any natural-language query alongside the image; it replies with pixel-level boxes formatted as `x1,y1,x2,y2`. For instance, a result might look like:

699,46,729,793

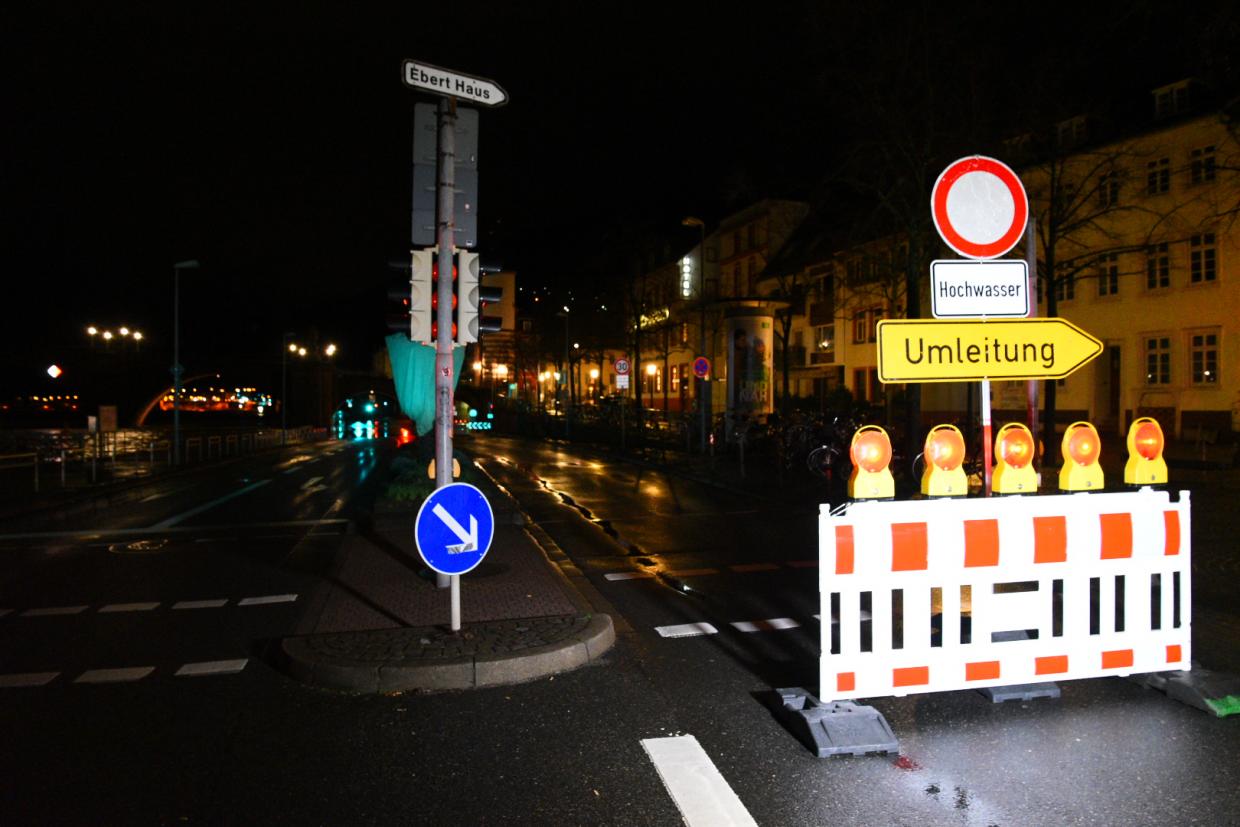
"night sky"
5,1,1236,394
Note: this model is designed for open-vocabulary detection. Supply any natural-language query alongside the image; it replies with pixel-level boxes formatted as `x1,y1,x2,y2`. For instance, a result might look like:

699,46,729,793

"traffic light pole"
435,97,458,605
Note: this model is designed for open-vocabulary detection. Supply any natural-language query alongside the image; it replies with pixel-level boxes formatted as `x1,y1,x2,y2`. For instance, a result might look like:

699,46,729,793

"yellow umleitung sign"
876,318,1103,383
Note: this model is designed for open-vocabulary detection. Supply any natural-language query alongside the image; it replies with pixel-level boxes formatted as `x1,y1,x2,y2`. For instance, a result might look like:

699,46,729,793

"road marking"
75,666,155,684
238,594,298,606
300,476,324,490
151,479,272,529
641,735,757,827
0,518,349,542
176,659,248,677
655,622,718,638
0,672,60,687
140,492,167,503
605,572,654,581
99,602,160,613
730,563,781,573
23,606,88,617
731,617,801,633
172,599,229,610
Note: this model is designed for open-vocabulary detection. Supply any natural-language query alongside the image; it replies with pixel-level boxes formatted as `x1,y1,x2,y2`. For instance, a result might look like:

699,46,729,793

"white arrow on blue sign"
414,482,495,576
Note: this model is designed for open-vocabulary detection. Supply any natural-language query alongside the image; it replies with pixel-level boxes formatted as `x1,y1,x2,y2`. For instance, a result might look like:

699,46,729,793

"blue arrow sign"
414,482,495,575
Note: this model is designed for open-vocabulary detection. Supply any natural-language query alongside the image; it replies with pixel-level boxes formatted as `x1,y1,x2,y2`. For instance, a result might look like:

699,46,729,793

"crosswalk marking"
642,735,757,827
0,672,59,687
237,593,298,606
605,572,654,581
99,602,160,613
176,659,249,677
75,667,155,684
655,622,718,638
23,606,88,617
172,599,229,610
731,617,801,633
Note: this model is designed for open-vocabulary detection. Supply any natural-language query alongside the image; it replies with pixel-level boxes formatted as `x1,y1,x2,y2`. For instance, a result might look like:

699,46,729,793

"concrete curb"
279,613,615,693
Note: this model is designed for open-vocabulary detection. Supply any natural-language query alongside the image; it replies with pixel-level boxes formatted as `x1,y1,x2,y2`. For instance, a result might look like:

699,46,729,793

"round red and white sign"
614,358,630,376
931,156,1028,259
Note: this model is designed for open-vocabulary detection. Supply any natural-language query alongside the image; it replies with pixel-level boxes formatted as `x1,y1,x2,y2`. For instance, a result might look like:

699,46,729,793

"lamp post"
682,217,709,452
281,332,296,445
557,306,570,437
172,259,200,465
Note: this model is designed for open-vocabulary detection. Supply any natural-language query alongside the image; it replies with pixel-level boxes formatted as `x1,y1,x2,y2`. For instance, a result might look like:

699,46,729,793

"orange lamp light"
993,422,1038,494
1059,421,1104,491
848,425,895,500
921,424,968,497
1124,417,1167,485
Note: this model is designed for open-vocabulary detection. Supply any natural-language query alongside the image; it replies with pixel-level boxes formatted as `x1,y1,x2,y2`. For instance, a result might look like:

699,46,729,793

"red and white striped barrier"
818,488,1191,702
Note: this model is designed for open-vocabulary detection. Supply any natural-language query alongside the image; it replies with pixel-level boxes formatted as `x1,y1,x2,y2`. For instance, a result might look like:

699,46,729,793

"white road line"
172,599,229,610
151,479,271,529
99,602,160,613
237,593,298,606
176,659,248,677
0,518,351,542
641,735,757,827
140,492,167,503
655,622,718,638
0,672,59,688
23,606,88,617
731,617,801,633
300,476,324,490
605,572,654,581
75,666,155,684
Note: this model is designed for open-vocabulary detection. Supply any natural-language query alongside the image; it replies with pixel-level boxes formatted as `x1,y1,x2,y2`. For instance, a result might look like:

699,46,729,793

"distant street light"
47,364,63,379
324,343,337,358
172,259,201,465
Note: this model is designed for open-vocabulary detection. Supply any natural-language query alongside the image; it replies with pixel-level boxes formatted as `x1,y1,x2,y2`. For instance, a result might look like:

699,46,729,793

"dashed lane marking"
172,599,229,610
75,666,155,684
300,476,324,490
605,572,654,581
237,593,298,606
175,659,249,677
23,606,88,617
99,602,160,613
641,735,758,827
0,672,59,687
731,617,801,633
655,622,718,638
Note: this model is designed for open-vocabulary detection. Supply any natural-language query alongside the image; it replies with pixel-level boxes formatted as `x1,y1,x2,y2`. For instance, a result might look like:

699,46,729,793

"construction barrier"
818,488,1191,702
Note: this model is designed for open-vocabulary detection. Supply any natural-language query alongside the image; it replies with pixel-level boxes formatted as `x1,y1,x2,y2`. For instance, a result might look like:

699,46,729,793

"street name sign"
415,482,495,575
930,259,1029,318
876,318,1102,383
401,60,508,107
931,156,1028,259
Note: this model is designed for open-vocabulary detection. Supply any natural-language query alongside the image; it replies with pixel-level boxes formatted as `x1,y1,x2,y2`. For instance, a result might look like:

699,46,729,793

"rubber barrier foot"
774,688,899,757
1128,666,1240,718
977,682,1062,703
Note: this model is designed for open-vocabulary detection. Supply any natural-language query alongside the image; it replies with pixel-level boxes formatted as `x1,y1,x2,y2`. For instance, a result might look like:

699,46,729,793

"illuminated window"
1146,158,1170,195
1097,253,1119,296
1189,330,1219,385
816,324,835,362
1190,233,1216,283
1145,336,1171,385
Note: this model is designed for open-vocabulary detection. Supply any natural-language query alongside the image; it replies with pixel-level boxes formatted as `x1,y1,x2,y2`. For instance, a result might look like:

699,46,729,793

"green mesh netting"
385,334,465,436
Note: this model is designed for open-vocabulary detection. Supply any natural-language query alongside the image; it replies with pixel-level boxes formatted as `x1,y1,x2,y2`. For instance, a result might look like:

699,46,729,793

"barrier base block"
977,682,1061,703
1128,667,1240,718
774,688,899,757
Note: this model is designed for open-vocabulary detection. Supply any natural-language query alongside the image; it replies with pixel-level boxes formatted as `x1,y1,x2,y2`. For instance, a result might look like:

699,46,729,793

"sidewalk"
278,466,616,694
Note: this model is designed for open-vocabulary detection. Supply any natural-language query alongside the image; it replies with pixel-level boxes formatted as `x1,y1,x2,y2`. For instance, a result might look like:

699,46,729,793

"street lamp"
683,216,709,452
281,332,297,445
172,259,200,465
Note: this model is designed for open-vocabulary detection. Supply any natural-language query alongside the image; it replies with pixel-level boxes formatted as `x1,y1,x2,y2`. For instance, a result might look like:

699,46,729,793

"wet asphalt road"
0,433,1237,825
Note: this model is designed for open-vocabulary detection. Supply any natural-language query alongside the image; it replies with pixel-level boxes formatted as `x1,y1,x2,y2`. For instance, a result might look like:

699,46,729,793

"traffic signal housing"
455,251,504,344
848,425,894,500
921,424,968,497
1059,421,1104,491
1124,417,1168,486
386,249,434,342
992,422,1038,494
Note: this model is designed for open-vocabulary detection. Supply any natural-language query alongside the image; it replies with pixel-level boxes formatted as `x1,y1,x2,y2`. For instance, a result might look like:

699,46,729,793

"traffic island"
280,613,615,693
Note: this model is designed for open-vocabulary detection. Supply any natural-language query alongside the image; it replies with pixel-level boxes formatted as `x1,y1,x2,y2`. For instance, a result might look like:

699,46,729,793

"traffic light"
1059,421,1104,491
386,249,434,342
430,251,458,341
1124,416,1167,486
993,422,1038,494
455,251,504,344
848,425,894,500
920,424,967,497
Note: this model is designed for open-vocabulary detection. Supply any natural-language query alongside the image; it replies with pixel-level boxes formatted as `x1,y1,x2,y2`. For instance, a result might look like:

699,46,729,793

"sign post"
415,483,495,630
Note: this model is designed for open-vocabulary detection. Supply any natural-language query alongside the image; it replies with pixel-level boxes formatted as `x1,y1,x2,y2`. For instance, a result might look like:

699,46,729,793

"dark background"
4,1,1236,401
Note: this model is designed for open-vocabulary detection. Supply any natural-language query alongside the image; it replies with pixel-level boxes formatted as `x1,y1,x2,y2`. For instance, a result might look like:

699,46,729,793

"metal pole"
435,97,457,600
1024,215,1040,461
697,224,709,453
562,312,571,439
172,266,181,466
982,378,993,496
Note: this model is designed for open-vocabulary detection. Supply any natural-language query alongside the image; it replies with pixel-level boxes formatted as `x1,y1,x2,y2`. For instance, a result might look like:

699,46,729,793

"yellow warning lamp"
1124,417,1168,486
849,425,895,500
1058,421,1104,491
992,422,1038,494
921,424,968,497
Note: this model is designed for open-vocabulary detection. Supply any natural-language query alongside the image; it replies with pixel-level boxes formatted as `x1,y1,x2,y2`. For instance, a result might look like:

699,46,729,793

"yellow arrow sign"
876,318,1103,383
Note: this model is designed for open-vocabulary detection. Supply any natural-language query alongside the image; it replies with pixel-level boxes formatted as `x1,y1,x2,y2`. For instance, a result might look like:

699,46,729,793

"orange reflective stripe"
1167,644,1183,663
1099,513,1133,559
835,526,854,575
1035,655,1069,675
965,661,1001,681
1164,511,1181,556
1033,516,1067,563
964,519,1000,567
1102,649,1134,669
893,666,930,687
891,522,928,571
837,672,855,692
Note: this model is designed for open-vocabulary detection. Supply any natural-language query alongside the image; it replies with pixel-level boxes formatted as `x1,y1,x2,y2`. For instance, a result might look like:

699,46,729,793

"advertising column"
725,309,774,440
